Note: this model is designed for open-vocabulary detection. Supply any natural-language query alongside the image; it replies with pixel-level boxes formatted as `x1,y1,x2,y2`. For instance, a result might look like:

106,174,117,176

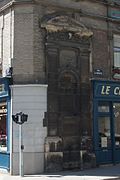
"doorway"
112,103,120,163
94,101,120,164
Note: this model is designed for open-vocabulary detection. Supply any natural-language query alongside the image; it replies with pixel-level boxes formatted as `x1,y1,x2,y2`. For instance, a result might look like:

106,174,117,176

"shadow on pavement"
25,164,120,179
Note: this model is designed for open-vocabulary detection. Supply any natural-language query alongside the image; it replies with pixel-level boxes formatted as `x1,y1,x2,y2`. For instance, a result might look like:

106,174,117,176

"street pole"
12,112,28,177
19,115,24,177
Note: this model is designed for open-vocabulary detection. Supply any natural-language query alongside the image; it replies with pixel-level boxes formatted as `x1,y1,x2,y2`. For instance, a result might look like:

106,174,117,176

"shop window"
113,103,120,147
113,35,120,79
98,102,109,112
0,102,7,152
0,84,5,93
98,117,111,148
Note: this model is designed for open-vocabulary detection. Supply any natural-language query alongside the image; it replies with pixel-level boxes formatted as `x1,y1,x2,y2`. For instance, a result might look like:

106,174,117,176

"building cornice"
35,0,120,8
35,0,120,24
10,84,48,88
0,0,34,13
0,0,120,25
0,0,120,13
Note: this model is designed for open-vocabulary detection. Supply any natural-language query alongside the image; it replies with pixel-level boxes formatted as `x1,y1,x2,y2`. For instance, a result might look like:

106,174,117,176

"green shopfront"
93,80,120,165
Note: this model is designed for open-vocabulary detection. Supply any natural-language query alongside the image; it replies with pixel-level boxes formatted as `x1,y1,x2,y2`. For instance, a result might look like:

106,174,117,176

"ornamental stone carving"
41,14,93,38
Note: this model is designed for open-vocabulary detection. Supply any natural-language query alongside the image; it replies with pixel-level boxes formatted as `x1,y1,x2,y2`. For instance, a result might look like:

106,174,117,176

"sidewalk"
0,164,120,180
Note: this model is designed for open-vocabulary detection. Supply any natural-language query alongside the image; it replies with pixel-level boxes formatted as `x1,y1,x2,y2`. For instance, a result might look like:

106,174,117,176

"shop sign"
94,69,103,76
101,137,107,148
110,10,120,19
94,81,120,99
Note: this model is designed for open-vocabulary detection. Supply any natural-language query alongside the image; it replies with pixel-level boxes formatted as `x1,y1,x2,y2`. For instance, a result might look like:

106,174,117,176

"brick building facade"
0,0,120,175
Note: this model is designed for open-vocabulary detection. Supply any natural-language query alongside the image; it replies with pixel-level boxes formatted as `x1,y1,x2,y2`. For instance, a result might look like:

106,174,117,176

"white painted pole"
19,115,24,177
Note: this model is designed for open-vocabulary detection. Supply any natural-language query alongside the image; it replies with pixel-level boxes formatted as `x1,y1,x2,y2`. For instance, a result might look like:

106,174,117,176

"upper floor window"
114,35,120,67
113,35,120,79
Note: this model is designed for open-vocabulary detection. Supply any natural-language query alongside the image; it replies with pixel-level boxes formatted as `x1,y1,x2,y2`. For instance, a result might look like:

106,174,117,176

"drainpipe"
1,14,4,76
106,2,113,80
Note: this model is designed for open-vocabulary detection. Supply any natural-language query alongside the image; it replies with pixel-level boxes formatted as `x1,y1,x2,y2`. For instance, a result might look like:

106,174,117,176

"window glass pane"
98,102,109,112
114,52,120,67
114,35,120,68
114,42,120,47
98,117,111,148
114,35,120,46
0,102,7,152
113,103,120,148
0,84,5,93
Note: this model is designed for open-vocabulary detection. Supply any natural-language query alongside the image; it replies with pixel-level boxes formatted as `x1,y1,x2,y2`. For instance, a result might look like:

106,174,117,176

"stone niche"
44,136,96,172
42,13,96,172
44,137,63,172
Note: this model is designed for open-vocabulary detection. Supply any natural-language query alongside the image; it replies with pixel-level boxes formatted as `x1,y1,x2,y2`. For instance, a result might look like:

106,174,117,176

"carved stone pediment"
41,14,93,37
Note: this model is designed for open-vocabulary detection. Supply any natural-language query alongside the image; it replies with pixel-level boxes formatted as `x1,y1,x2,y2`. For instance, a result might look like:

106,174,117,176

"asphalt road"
0,164,120,180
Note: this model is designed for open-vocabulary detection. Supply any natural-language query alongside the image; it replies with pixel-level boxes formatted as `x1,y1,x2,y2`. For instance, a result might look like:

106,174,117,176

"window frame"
113,34,120,80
